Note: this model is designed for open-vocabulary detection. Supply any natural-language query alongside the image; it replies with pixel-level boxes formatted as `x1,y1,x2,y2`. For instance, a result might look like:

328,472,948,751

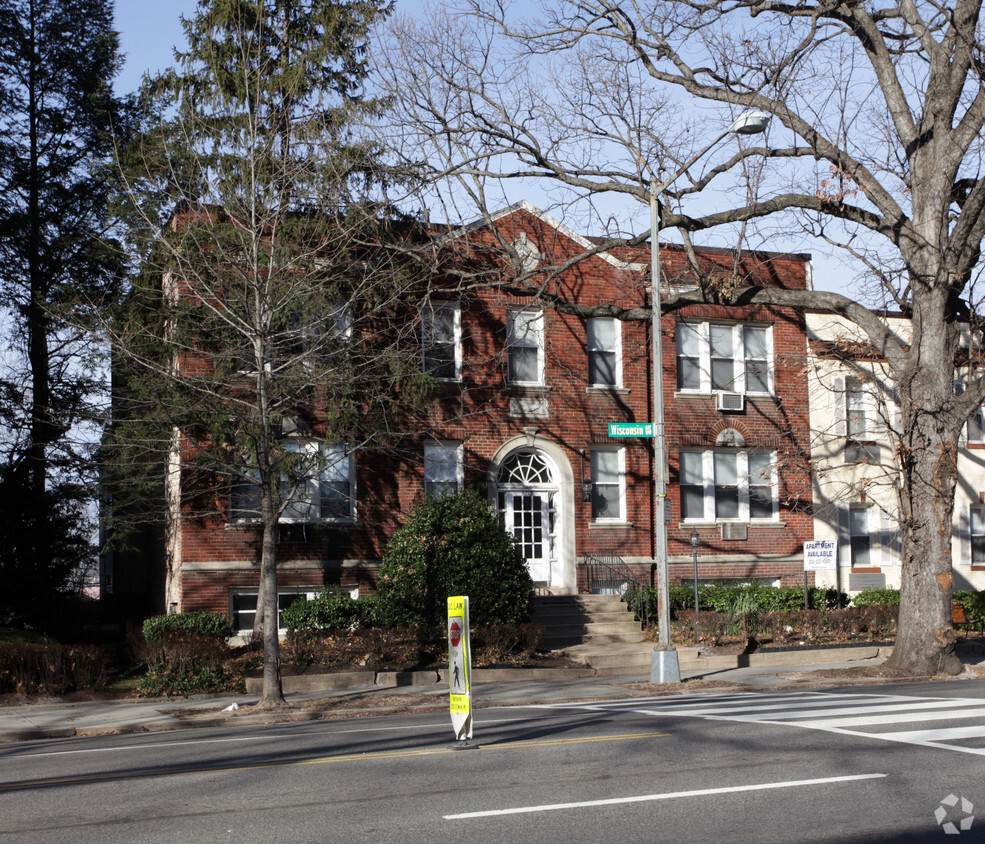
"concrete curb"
245,648,893,693
680,645,892,671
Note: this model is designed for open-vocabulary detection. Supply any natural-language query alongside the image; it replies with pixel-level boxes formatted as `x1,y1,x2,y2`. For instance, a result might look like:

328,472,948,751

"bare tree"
379,0,985,675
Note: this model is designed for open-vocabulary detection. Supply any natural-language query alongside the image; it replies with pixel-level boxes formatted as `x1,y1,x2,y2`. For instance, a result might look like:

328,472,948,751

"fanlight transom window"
498,450,554,486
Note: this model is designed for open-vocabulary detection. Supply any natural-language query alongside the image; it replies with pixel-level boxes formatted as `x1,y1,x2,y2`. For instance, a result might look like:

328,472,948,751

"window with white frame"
591,447,625,521
967,408,985,443
587,317,621,388
508,310,545,385
422,301,461,380
229,442,354,524
973,507,985,565
230,589,314,633
848,504,872,566
424,442,462,499
833,375,883,463
838,504,897,568
676,322,772,394
679,449,777,521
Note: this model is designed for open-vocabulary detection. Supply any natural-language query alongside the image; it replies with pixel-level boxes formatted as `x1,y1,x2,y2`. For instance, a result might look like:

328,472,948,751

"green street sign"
608,422,653,437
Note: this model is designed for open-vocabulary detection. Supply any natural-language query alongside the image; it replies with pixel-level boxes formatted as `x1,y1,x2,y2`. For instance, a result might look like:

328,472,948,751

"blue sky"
113,1,199,93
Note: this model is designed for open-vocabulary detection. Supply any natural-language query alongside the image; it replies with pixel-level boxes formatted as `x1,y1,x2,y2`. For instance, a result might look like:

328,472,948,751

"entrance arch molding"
487,436,577,595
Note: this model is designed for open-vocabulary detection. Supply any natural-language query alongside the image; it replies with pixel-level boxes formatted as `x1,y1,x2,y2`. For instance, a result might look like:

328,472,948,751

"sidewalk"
5,647,982,743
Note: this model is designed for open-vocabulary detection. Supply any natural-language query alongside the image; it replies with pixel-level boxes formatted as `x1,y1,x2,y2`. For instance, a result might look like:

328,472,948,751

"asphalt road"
2,679,984,842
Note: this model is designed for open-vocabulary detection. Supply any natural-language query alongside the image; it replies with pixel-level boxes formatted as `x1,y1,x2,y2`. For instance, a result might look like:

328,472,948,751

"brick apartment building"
104,202,817,631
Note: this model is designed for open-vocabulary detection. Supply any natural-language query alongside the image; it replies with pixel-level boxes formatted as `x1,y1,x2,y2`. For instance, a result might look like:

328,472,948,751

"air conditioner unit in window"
716,391,745,412
720,522,748,541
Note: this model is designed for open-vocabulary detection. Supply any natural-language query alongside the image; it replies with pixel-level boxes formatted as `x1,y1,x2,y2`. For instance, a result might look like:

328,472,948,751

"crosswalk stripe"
790,706,985,729
539,691,985,756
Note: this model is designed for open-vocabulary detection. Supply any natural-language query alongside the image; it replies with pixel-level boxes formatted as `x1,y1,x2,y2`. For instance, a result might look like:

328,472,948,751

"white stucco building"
807,311,985,594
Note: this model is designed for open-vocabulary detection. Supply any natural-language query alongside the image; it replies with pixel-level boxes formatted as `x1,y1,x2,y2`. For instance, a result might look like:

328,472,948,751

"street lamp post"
690,529,700,645
650,110,770,684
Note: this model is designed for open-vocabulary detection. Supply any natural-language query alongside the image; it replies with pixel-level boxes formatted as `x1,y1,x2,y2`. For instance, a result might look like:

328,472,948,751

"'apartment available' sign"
803,540,837,572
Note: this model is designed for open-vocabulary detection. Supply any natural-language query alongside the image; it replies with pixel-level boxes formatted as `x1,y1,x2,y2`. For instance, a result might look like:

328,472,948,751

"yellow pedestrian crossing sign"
447,596,472,742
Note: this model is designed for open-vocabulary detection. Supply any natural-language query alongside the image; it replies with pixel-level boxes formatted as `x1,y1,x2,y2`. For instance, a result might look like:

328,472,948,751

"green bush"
628,583,846,623
133,630,235,697
282,589,362,631
137,666,235,697
376,488,532,636
142,611,231,642
851,587,901,607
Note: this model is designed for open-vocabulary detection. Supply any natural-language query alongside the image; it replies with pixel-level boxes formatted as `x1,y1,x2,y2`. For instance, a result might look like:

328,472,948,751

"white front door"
505,490,553,583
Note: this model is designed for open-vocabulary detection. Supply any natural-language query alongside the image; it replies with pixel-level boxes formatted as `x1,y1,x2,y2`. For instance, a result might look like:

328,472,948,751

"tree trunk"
258,516,285,707
884,321,964,676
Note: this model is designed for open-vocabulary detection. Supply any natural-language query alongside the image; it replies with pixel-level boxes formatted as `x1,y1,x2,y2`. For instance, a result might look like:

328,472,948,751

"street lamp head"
728,110,771,136
690,529,700,547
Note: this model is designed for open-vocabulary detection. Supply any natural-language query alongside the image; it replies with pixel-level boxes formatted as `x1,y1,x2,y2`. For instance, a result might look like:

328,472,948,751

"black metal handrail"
584,553,648,627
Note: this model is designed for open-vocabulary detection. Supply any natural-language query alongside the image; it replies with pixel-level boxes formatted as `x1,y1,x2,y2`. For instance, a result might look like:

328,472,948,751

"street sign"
608,422,653,437
447,596,472,742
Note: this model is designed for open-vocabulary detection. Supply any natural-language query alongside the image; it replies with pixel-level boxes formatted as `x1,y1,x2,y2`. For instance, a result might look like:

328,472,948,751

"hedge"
142,611,231,642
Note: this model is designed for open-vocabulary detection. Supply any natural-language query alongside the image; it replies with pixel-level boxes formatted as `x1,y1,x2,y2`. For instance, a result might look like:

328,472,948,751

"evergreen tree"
111,0,427,707
0,0,126,629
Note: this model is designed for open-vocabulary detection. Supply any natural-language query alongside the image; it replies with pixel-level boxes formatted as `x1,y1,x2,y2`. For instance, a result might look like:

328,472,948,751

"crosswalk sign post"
447,596,473,745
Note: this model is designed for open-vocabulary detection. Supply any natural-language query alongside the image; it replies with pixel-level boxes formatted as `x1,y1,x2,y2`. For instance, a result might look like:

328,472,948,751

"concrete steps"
532,594,652,674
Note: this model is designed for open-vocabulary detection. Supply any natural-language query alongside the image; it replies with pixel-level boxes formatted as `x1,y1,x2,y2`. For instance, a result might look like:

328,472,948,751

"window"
833,375,883,463
591,447,625,521
676,322,772,394
587,317,621,388
968,409,985,443
679,450,777,521
231,589,313,634
508,310,545,385
234,303,351,374
422,301,461,380
838,504,897,567
229,442,354,524
848,505,872,567
424,442,462,498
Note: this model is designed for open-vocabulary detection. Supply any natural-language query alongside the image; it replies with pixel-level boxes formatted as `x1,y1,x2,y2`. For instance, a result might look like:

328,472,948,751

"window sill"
674,390,776,400
679,520,786,528
225,520,355,529
508,384,551,393
589,520,633,529
587,386,630,395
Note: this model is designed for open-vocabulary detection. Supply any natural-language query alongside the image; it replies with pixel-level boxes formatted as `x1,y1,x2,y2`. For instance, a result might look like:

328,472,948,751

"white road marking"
443,773,888,819
541,691,985,756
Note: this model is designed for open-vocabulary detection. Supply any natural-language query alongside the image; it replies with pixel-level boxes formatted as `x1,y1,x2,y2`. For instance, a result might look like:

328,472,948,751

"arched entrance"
489,438,576,593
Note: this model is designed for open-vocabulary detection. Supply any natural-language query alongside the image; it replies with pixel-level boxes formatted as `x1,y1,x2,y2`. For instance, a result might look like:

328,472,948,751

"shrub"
137,666,236,697
851,587,901,607
470,624,542,666
133,617,236,697
142,611,231,642
629,583,846,624
376,488,532,637
282,590,361,631
0,644,110,695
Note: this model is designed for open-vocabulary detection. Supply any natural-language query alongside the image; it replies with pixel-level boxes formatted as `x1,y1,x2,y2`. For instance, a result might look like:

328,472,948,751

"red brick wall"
169,206,815,614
